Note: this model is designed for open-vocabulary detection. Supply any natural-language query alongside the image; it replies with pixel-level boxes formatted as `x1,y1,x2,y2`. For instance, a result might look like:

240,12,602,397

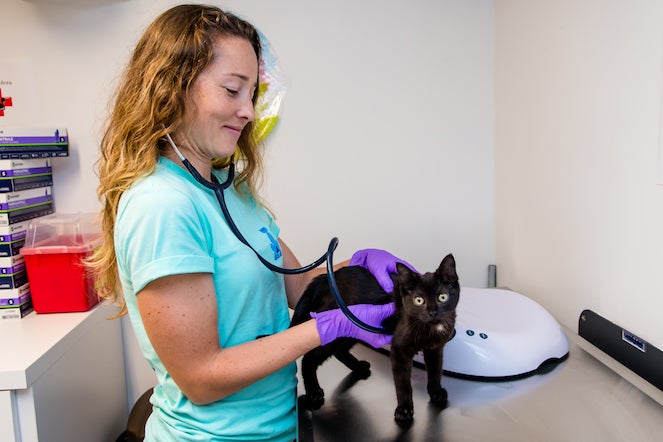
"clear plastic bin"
20,212,101,313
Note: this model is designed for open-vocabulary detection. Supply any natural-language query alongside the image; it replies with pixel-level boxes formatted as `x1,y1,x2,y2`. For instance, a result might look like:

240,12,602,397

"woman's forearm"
182,320,321,405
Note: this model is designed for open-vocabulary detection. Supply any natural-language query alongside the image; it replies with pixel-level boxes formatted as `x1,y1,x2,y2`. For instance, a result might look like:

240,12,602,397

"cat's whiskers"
405,318,445,343
404,319,424,342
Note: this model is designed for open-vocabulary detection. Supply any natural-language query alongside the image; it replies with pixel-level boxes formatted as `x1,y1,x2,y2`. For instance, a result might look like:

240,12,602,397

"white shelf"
0,303,127,441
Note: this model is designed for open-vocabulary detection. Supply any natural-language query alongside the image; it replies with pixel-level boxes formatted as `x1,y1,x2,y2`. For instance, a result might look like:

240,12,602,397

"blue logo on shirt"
259,227,282,260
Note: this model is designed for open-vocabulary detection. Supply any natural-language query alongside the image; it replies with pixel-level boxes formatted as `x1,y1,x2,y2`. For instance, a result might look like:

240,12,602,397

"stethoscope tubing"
164,133,389,334
324,237,388,334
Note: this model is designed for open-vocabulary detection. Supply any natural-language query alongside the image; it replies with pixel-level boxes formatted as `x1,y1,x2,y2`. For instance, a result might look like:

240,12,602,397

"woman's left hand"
311,302,396,348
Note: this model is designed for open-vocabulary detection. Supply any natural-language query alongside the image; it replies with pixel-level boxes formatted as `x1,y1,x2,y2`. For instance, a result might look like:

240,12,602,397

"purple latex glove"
311,303,396,348
349,248,417,293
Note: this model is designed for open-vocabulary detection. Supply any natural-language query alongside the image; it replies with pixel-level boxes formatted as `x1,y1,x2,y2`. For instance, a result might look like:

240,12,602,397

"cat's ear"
395,262,415,277
395,262,418,290
436,253,458,283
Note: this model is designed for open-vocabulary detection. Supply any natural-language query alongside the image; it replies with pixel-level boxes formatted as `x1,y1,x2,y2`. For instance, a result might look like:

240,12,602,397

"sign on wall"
0,59,37,127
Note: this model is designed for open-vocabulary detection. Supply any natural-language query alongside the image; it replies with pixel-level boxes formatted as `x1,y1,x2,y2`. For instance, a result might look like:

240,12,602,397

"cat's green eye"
413,296,425,306
438,293,449,303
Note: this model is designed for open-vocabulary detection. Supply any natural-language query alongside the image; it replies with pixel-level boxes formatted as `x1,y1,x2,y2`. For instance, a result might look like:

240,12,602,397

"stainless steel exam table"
297,328,663,441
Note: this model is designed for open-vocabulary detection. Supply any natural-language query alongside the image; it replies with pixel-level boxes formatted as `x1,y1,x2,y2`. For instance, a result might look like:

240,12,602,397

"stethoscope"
165,133,389,334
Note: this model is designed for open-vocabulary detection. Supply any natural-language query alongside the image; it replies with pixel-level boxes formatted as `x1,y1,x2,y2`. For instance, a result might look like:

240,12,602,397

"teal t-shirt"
115,157,297,441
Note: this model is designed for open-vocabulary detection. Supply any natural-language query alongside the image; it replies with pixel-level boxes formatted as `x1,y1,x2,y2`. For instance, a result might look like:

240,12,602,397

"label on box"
1,166,52,178
0,158,52,177
0,173,53,193
0,150,68,160
0,282,29,299
0,128,68,146
0,158,52,170
0,186,52,211
0,152,69,160
0,254,24,273
0,299,33,319
0,237,25,257
0,129,69,159
0,230,26,243
0,201,53,226
0,186,51,203
0,269,28,289
0,221,28,240
0,292,30,307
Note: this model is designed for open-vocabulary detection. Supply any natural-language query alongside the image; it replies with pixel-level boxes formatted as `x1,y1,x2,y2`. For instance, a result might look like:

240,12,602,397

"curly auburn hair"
89,4,263,315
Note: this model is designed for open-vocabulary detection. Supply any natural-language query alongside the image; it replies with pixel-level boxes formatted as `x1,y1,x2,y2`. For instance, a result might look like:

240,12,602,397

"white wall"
1,0,495,408
8,0,662,416
252,0,495,279
495,0,663,350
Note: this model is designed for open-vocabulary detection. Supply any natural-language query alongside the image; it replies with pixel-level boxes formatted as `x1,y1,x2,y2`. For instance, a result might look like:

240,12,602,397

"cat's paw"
394,405,414,427
299,389,325,410
429,387,448,408
351,360,371,378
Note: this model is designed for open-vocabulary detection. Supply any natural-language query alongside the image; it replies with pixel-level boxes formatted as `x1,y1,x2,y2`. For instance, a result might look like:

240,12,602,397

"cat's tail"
290,273,333,327
290,297,312,327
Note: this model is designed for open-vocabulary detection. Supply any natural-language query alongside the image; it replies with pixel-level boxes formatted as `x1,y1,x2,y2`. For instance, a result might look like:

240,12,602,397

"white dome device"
414,287,570,380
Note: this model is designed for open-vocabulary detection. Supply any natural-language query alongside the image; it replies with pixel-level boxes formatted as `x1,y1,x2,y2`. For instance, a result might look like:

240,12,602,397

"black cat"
291,254,460,426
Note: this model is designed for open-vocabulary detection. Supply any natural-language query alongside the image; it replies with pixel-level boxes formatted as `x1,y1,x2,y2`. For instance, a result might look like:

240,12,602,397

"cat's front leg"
422,347,448,408
390,347,415,426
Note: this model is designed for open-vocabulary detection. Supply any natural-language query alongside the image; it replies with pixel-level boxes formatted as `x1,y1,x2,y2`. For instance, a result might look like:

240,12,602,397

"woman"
90,4,411,441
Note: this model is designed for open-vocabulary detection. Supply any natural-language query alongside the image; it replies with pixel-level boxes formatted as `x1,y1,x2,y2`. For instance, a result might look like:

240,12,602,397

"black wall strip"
578,310,663,391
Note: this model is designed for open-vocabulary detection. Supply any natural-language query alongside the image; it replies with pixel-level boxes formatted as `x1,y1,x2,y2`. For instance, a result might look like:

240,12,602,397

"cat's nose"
428,308,438,318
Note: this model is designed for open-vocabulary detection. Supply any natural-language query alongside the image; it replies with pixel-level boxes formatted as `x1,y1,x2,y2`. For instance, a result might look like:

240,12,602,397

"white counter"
0,304,127,442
